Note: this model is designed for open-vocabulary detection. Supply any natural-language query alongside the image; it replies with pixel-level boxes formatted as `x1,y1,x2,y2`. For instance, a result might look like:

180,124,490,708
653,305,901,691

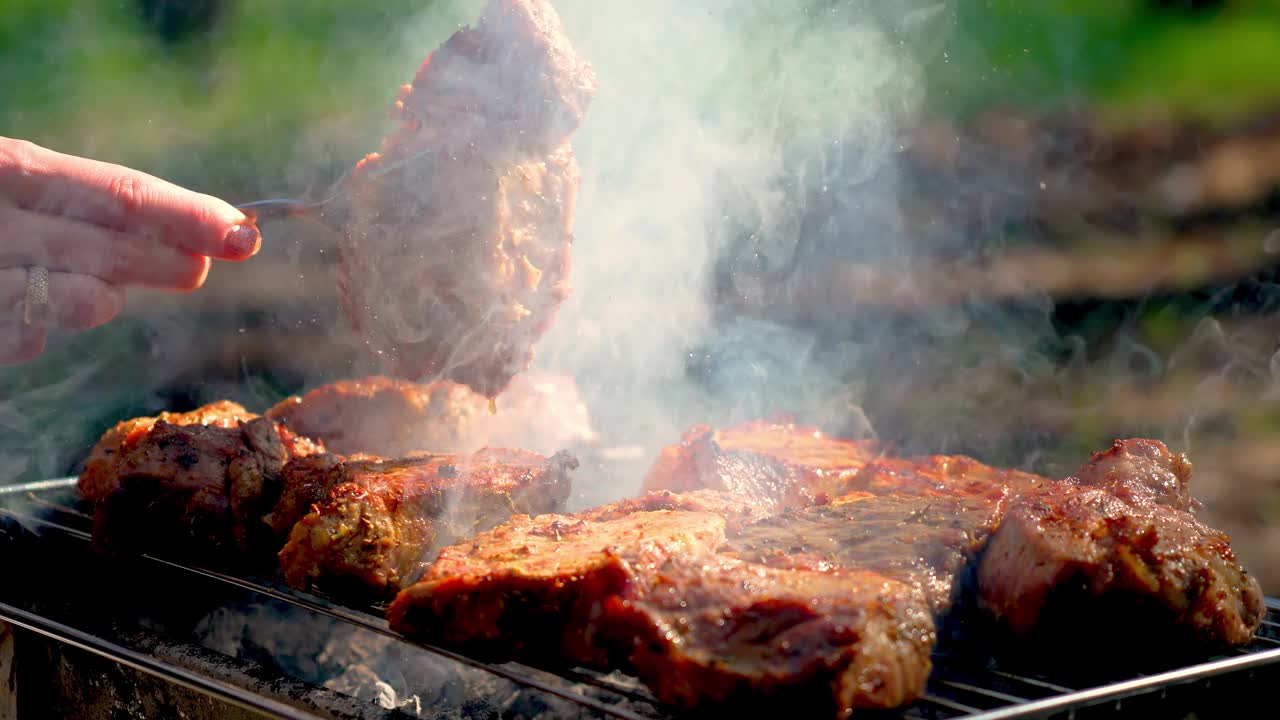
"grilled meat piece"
577,488,774,530
268,377,479,457
722,454,1047,616
266,372,597,457
1069,438,1196,511
392,432,1264,715
847,454,1047,500
389,509,727,666
724,490,1007,617
389,503,934,714
611,556,934,715
279,448,577,598
642,421,880,513
978,439,1265,647
338,0,596,397
489,372,599,453
82,404,325,559
266,452,351,540
79,400,257,503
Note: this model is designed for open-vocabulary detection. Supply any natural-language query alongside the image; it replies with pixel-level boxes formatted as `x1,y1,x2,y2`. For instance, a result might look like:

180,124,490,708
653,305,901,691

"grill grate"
2,478,1278,720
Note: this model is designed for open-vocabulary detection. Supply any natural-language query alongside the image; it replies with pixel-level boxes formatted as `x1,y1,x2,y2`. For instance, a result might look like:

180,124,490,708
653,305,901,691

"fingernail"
225,224,261,258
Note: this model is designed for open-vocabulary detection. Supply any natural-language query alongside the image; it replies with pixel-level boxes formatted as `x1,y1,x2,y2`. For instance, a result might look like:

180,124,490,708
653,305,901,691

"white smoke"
393,0,945,495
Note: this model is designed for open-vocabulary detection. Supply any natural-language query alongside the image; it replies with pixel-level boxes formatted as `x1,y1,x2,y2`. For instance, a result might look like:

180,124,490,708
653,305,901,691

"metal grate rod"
0,600,327,720
936,679,1030,704
920,693,984,715
980,669,1077,694
3,502,654,720
962,647,1280,720
556,668,668,706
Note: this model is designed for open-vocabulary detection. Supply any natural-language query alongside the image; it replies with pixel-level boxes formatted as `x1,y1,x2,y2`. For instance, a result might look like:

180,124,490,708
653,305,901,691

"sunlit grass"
925,0,1280,125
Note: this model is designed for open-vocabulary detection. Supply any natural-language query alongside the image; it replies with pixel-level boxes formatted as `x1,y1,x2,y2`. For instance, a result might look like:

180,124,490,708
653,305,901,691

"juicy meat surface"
266,452,354,540
338,0,597,397
266,372,597,457
978,439,1265,646
611,556,934,715
279,448,577,598
578,488,774,531
700,452,1043,619
1069,438,1196,511
79,400,257,503
81,404,325,558
847,454,1047,501
388,433,1265,716
389,509,728,666
725,491,1008,617
387,506,934,714
642,421,881,513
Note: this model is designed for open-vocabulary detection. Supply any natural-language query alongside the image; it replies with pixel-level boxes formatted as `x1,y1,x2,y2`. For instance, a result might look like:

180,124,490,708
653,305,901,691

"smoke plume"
391,0,948,495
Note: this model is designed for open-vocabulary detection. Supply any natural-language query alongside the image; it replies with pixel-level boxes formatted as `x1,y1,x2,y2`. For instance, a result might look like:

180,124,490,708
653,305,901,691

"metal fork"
235,197,328,218
233,192,350,234
233,147,435,228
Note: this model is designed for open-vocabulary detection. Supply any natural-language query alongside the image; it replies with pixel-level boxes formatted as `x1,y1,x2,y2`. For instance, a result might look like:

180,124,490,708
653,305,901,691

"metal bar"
0,508,92,541
919,692,982,715
979,669,1077,694
0,478,78,496
960,647,1280,720
555,667,666,706
935,679,1029,704
0,601,324,720
23,496,91,521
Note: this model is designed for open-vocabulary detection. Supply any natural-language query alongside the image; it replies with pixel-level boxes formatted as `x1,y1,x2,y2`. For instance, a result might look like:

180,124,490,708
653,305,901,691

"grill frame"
2,477,1277,720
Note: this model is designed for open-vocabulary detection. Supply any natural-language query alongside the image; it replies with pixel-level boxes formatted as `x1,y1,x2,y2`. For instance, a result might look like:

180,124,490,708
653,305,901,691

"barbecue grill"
2,477,1277,720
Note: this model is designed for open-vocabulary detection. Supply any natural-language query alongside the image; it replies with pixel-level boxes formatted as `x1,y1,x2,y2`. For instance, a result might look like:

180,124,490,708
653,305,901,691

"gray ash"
194,601,648,719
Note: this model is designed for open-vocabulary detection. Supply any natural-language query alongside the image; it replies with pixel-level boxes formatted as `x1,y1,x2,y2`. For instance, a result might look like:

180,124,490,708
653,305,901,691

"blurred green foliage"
927,0,1280,124
3,0,1280,485
0,0,464,197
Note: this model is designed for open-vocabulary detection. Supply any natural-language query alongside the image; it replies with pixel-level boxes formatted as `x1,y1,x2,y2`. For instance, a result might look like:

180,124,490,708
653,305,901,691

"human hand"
0,137,261,366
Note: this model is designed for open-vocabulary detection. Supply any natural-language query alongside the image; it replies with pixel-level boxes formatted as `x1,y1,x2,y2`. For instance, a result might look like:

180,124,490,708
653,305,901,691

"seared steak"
578,488,774,530
725,491,1006,617
642,420,881,512
388,505,934,714
266,372,597,457
1069,437,1196,510
611,556,933,715
279,448,577,598
388,509,727,667
265,452,355,541
847,454,1047,500
339,0,596,397
79,400,257,503
81,404,325,559
978,439,1265,646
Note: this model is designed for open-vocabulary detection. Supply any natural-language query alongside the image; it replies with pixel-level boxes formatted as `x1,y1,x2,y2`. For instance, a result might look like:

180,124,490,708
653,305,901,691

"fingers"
0,268,126,331
0,137,261,261
0,203,212,291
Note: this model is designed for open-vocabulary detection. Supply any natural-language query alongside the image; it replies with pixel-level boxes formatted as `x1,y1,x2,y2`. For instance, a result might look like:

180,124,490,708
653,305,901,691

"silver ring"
23,266,49,325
